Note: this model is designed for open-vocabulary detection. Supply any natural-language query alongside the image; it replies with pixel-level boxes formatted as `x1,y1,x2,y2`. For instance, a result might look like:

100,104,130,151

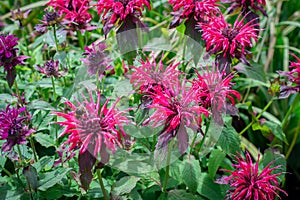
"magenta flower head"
96,0,151,36
81,42,113,79
192,66,240,124
169,0,220,27
222,152,288,200
200,14,259,72
47,0,93,31
0,34,29,87
146,80,209,154
278,54,300,98
36,59,65,77
0,105,33,152
54,90,128,157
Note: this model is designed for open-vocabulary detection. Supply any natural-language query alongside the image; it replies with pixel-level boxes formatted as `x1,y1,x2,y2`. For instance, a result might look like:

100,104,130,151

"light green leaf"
208,149,226,179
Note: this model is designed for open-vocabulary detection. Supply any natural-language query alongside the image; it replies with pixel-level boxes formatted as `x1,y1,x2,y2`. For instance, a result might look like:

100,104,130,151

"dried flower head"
0,105,33,152
81,42,113,79
11,9,31,27
35,11,63,33
223,152,288,200
222,0,267,16
0,34,29,87
96,0,151,36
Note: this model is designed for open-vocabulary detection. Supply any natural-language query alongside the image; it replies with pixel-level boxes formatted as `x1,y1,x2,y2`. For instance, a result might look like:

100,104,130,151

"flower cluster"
0,34,29,87
35,10,63,33
54,90,128,157
47,0,93,31
96,0,151,36
200,14,259,71
0,105,33,152
223,152,287,200
169,0,220,28
81,42,113,79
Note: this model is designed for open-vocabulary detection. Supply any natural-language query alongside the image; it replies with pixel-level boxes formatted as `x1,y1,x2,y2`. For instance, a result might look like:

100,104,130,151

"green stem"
77,30,84,50
96,169,109,200
17,145,23,164
163,143,173,192
51,76,57,102
239,98,274,136
53,25,59,51
14,79,22,105
285,124,300,159
29,136,38,162
1,166,13,177
282,94,300,129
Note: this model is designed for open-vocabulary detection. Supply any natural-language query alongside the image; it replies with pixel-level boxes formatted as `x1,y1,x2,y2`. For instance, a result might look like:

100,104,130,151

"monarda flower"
200,14,259,72
278,54,300,98
0,34,29,87
0,105,33,152
96,0,151,36
192,66,240,124
81,42,113,79
47,0,93,31
54,90,129,190
169,0,220,40
35,10,63,33
222,152,288,200
147,80,209,154
36,59,65,77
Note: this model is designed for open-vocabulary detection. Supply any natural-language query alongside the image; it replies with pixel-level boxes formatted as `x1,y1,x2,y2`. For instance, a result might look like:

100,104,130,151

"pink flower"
0,105,33,152
0,34,29,87
96,0,151,35
223,152,288,200
200,14,259,70
130,55,181,94
81,42,113,79
54,90,128,156
47,0,93,31
147,80,209,153
169,0,220,28
192,66,240,109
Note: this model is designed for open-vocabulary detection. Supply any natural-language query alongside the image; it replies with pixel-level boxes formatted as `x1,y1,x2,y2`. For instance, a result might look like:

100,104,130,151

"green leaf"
39,184,77,200
38,168,70,191
32,156,55,173
23,165,38,192
182,156,201,194
197,173,225,200
34,133,56,148
263,121,288,144
216,126,241,154
113,79,133,97
28,100,55,111
168,190,199,200
262,148,286,182
208,149,226,179
112,176,140,197
169,159,184,184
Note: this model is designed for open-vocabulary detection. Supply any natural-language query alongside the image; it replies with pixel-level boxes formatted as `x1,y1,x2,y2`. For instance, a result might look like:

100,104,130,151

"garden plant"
0,0,300,199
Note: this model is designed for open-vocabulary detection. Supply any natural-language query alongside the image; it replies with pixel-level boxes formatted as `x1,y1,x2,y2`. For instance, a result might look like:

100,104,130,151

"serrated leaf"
28,100,55,111
113,176,140,197
34,133,56,148
216,126,241,154
197,173,225,200
168,190,199,200
182,156,201,194
262,148,286,182
263,121,288,144
38,168,70,191
32,156,55,172
208,149,226,179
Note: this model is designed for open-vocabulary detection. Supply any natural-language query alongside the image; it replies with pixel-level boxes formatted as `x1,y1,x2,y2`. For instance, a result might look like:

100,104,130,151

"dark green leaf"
23,165,38,192
262,149,286,182
216,126,241,154
38,168,70,191
112,176,140,197
208,149,226,179
182,156,201,194
34,133,56,148
197,173,225,200
168,190,200,200
263,121,288,144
